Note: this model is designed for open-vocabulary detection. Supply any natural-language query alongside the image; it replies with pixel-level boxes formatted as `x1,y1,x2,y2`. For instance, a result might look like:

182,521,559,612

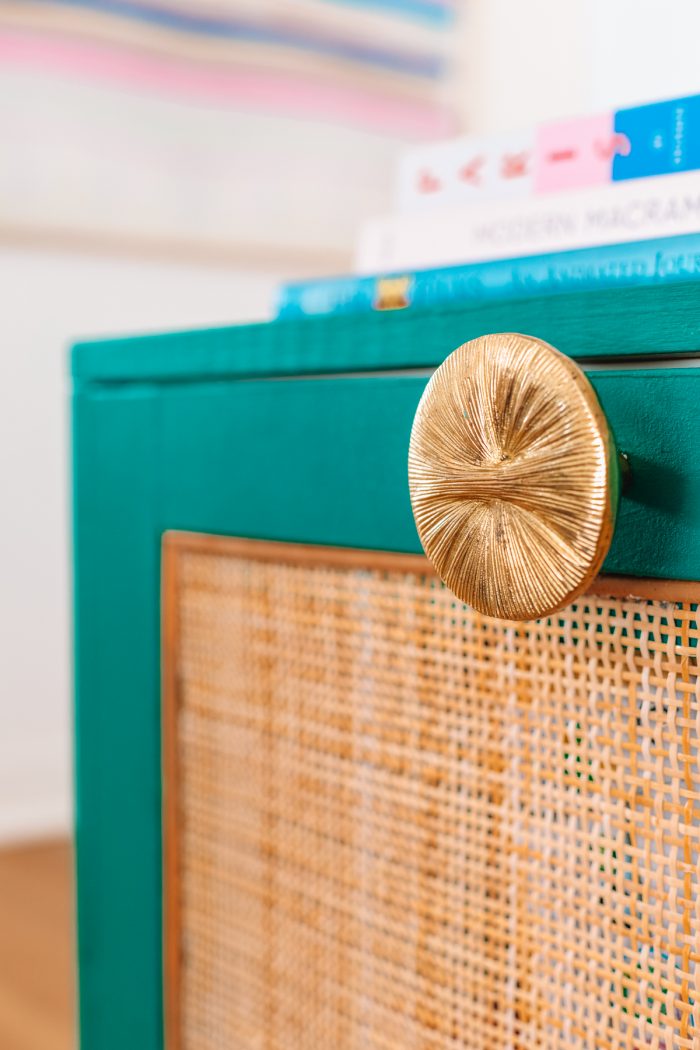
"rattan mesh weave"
165,538,700,1050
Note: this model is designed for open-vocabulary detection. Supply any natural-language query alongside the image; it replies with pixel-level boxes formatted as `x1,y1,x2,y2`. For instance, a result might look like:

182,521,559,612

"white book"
355,170,700,274
396,130,536,212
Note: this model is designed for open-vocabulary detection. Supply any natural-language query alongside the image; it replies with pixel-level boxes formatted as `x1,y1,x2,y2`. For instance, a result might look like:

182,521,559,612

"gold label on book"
374,276,411,311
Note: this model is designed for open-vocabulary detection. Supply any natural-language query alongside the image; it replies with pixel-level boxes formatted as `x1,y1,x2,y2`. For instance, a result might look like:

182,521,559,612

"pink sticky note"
535,113,615,192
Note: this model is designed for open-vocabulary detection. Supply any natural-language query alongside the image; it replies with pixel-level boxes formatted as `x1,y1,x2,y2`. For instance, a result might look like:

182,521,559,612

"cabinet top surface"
71,280,700,385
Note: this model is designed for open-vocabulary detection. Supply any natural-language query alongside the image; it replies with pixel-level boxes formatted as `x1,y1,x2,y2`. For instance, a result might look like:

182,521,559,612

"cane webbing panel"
163,536,700,1050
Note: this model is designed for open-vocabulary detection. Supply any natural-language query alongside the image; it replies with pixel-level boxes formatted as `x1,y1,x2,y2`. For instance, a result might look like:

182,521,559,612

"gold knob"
408,333,620,621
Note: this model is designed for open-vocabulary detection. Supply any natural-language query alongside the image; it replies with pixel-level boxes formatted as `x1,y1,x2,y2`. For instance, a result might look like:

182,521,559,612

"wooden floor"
0,840,75,1050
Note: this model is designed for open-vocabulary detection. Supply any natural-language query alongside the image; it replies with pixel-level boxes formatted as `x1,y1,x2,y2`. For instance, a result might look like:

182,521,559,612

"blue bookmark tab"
613,95,700,180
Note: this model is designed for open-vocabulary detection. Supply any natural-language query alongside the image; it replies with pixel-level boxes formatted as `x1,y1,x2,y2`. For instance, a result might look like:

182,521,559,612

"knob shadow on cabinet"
408,333,623,622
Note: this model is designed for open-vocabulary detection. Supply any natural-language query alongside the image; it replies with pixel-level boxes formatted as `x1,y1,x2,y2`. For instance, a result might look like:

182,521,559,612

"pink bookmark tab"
535,113,615,192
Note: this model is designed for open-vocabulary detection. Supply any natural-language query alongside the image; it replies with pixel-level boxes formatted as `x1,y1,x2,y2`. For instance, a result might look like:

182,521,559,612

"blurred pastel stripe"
0,27,453,136
318,0,455,24
36,0,446,75
0,0,460,261
0,0,456,133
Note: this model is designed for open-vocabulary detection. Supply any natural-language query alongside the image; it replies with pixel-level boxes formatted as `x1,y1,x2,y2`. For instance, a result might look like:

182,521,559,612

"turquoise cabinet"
72,282,700,1049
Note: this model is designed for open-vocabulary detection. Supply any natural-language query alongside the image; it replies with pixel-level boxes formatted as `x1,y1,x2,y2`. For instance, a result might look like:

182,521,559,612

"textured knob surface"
408,333,620,621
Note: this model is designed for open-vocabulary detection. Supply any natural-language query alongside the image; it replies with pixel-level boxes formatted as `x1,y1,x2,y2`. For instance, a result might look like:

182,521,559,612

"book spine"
397,93,700,212
275,234,700,318
357,170,700,273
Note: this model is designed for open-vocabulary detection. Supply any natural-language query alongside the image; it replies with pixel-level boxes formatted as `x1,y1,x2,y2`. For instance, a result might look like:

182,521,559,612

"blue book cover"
275,234,700,319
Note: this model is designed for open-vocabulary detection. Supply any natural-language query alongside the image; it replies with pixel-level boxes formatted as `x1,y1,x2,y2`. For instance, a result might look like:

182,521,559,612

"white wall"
458,0,700,132
0,248,282,843
589,0,700,110
458,0,591,132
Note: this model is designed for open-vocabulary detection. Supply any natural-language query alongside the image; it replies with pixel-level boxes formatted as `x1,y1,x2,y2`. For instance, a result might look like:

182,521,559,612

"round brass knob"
408,333,620,621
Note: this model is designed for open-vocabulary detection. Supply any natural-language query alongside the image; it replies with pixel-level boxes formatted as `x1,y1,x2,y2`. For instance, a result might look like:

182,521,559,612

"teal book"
275,233,700,318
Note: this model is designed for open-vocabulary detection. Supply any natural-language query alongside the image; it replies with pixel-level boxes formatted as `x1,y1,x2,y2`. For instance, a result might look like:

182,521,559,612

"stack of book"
276,92,700,318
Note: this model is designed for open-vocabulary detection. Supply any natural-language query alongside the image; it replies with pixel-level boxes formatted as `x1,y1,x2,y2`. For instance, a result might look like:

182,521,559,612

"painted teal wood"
73,333,700,1045
73,279,700,384
73,388,162,1050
